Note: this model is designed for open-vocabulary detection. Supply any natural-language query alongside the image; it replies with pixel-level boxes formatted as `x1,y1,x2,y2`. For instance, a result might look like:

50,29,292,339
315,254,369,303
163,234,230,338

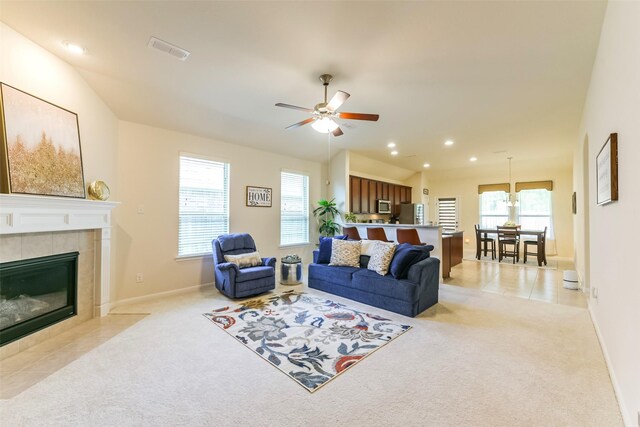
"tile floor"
0,313,147,399
447,252,587,308
1,256,587,399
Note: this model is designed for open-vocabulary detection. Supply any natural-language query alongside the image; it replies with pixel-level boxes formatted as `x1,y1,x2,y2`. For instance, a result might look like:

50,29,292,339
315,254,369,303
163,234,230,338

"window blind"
280,172,309,246
178,155,229,256
437,197,458,232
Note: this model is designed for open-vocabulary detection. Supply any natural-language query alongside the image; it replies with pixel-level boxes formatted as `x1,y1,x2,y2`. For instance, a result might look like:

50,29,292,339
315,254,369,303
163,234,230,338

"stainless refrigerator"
399,203,424,225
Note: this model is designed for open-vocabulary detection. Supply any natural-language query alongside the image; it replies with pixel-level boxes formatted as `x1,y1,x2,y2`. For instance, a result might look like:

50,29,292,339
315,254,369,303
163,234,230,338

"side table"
280,256,302,285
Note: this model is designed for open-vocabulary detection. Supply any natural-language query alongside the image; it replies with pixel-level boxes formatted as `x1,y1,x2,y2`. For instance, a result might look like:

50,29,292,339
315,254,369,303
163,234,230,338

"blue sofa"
308,248,440,317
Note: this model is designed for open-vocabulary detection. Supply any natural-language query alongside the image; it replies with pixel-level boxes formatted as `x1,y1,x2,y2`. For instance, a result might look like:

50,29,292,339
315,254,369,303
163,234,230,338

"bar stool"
396,228,425,245
523,226,547,266
475,224,496,260
342,226,362,241
367,227,391,242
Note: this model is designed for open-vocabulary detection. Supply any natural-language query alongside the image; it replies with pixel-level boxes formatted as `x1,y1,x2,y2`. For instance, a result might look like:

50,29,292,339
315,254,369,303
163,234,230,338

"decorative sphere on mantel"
87,180,110,201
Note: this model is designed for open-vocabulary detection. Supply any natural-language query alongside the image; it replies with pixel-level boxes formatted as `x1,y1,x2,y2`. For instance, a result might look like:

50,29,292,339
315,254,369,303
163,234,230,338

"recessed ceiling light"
63,41,86,55
469,157,478,162
423,163,430,168
390,150,398,156
387,142,396,148
444,140,454,146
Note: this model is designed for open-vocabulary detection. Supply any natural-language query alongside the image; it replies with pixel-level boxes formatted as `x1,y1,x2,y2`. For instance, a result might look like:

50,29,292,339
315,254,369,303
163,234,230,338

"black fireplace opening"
0,252,78,346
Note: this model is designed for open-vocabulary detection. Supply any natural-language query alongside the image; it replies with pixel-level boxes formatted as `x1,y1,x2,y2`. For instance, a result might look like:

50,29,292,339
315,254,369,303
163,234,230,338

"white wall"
574,2,640,424
0,23,120,300
427,158,574,257
328,149,349,222
115,121,323,301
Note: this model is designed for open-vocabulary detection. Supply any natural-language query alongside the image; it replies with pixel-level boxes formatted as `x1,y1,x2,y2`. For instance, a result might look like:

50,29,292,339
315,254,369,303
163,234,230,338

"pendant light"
506,157,519,207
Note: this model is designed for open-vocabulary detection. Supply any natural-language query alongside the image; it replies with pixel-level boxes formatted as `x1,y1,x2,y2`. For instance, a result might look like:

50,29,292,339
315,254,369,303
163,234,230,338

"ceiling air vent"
147,37,190,61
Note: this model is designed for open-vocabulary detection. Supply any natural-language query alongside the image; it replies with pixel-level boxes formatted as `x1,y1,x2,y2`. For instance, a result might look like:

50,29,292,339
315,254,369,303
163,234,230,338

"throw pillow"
389,243,428,280
329,240,362,267
224,251,262,268
360,239,378,256
367,241,397,276
317,235,348,264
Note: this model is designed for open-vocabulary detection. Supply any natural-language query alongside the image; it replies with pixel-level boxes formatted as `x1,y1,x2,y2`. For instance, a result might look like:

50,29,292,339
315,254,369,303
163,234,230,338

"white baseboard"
111,282,215,310
588,303,632,427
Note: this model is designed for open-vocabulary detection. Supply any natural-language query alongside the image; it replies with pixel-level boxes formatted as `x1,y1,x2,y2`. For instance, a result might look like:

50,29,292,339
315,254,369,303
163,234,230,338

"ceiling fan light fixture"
311,117,339,133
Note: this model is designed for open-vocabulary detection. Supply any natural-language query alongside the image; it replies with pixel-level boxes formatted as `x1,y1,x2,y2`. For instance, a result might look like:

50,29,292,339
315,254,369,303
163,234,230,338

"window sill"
278,243,311,249
175,253,211,262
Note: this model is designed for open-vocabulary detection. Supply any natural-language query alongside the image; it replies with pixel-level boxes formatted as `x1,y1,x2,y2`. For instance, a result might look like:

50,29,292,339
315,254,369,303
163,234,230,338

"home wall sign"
246,186,272,207
596,132,618,206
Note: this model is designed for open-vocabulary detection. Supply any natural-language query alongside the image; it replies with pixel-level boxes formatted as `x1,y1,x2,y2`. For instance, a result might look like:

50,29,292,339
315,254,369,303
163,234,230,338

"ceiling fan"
275,74,379,137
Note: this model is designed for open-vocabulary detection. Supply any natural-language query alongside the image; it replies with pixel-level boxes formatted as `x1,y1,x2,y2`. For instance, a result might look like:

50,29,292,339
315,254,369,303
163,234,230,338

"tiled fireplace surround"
0,194,118,360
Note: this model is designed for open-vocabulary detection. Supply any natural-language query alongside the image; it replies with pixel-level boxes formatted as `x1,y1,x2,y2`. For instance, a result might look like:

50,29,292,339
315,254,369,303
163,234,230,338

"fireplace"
0,252,78,346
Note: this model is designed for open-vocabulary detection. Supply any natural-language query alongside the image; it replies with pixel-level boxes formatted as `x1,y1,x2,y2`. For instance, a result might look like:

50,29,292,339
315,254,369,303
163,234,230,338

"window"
280,171,309,246
178,155,229,257
517,189,553,237
437,197,458,232
479,191,509,228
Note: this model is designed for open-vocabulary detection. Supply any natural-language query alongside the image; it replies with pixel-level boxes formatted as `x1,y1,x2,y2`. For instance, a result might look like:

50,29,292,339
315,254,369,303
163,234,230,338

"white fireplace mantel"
0,193,119,316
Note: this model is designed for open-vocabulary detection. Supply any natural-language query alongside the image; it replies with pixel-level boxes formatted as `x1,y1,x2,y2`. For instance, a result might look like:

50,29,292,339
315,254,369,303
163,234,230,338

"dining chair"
342,226,362,241
497,226,520,264
523,226,547,265
475,224,496,260
396,228,425,245
367,227,391,242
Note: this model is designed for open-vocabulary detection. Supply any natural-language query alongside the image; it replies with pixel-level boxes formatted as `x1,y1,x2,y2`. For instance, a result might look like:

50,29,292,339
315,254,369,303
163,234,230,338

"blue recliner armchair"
212,233,276,298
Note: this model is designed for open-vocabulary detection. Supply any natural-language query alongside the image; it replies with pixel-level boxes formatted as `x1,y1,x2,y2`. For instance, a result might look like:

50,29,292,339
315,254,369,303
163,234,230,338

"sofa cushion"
360,240,378,256
329,240,362,267
389,244,430,280
351,269,418,302
235,265,273,283
224,251,262,268
317,235,348,264
367,241,397,276
218,233,256,253
309,263,360,283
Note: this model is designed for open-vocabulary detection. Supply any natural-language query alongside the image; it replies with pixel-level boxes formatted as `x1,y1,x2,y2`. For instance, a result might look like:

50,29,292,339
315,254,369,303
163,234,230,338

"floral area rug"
203,290,411,392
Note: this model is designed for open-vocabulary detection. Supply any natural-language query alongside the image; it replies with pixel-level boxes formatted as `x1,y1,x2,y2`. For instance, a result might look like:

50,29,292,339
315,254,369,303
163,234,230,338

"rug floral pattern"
203,291,411,392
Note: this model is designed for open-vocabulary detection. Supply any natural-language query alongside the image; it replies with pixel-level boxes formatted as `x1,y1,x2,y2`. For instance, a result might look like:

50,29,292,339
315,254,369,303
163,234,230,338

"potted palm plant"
313,198,341,237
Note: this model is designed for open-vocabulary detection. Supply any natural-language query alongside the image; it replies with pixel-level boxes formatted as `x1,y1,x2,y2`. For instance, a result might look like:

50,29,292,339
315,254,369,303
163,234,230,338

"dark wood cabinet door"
350,176,361,213
369,183,377,213
401,186,411,204
394,186,402,214
388,184,395,211
376,182,383,203
360,179,370,213
382,183,389,200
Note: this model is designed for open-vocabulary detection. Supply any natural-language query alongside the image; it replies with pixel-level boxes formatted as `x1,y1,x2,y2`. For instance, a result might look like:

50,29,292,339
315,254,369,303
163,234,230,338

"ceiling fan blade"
326,90,350,112
332,127,344,137
338,112,380,121
285,117,316,130
275,103,314,113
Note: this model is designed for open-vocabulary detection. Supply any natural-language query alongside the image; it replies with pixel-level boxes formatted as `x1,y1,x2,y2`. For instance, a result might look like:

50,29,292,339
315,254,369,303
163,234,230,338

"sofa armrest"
312,250,319,264
216,262,239,273
262,257,276,268
407,257,440,313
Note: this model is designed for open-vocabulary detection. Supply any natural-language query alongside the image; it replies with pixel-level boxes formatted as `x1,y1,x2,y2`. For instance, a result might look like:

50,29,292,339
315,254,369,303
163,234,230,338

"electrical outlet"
137,204,145,214
592,287,598,299
136,273,143,283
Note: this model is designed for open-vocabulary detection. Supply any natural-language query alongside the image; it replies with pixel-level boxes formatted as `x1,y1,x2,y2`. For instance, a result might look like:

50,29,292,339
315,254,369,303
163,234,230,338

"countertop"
345,223,441,229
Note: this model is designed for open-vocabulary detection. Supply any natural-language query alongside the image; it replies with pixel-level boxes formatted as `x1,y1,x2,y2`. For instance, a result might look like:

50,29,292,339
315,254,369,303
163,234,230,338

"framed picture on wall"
246,186,272,207
596,133,618,206
0,83,86,198
572,192,577,214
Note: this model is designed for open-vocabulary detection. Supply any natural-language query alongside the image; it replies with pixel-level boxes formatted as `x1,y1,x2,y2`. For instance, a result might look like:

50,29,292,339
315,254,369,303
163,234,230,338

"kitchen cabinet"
361,179,370,213
350,176,361,213
349,175,412,214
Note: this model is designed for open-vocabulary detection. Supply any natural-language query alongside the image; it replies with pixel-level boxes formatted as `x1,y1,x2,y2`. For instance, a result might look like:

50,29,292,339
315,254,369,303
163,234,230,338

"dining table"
475,227,547,266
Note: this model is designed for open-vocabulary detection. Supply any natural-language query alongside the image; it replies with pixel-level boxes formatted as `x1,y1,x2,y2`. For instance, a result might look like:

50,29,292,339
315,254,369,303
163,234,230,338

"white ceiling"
0,1,606,172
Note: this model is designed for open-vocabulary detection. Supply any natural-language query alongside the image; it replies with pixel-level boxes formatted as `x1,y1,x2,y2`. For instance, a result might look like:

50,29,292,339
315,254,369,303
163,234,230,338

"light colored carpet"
0,284,622,426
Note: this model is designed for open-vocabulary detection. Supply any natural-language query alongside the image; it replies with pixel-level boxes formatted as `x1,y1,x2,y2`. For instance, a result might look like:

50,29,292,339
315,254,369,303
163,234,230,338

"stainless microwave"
377,200,391,214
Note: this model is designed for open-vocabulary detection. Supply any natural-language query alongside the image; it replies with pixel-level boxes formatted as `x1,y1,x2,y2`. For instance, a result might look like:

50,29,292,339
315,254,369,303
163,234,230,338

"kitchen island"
343,223,444,280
